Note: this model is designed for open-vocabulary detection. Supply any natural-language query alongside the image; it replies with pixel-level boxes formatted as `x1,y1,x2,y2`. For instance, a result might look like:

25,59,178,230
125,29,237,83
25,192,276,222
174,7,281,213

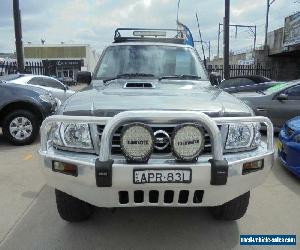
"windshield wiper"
103,73,155,84
158,75,201,81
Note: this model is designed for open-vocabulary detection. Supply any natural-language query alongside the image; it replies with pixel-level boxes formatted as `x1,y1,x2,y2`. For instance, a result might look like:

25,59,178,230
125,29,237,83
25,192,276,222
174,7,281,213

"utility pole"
13,0,24,73
224,0,230,80
217,24,256,59
264,0,275,48
217,23,221,58
254,25,257,49
177,0,181,23
208,41,211,61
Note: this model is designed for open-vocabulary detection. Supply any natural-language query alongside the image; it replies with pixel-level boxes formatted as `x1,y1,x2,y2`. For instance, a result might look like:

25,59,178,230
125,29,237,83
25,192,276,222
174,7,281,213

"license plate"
133,169,192,184
277,141,283,151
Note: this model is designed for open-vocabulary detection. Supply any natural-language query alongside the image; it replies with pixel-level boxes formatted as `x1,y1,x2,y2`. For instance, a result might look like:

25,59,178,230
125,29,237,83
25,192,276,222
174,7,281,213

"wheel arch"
0,101,44,126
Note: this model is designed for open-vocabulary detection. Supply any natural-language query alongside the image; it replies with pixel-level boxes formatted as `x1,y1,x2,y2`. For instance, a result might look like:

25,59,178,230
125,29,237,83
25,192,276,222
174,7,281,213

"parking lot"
0,134,299,250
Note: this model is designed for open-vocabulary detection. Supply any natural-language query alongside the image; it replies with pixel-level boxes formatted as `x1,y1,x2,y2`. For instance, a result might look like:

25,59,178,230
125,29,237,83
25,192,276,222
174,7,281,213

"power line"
217,23,257,58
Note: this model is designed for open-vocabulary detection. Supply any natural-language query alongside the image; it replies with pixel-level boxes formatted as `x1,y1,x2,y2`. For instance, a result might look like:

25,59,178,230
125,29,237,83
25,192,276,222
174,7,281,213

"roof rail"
114,28,185,44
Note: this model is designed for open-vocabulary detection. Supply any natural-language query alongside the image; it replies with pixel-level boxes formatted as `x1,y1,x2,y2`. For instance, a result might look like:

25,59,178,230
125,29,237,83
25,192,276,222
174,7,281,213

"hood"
60,79,253,117
287,116,300,132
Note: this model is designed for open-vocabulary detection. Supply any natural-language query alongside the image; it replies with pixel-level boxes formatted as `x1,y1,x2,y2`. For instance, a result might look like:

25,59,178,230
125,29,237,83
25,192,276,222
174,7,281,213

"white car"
7,75,75,103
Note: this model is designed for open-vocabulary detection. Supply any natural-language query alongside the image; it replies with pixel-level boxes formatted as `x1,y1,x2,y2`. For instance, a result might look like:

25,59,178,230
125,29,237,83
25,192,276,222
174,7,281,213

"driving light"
120,123,154,163
226,123,254,150
171,124,205,161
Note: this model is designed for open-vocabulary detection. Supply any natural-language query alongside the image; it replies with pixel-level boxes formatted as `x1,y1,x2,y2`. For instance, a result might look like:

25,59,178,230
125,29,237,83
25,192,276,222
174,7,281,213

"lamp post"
177,0,181,23
224,0,230,80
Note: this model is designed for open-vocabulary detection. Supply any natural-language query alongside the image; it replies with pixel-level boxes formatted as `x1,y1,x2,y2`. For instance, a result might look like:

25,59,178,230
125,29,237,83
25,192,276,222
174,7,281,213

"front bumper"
39,111,274,207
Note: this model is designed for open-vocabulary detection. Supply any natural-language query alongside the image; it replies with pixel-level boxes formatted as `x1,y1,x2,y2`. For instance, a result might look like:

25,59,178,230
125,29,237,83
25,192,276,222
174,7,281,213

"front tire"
55,189,94,222
209,191,250,221
2,109,39,146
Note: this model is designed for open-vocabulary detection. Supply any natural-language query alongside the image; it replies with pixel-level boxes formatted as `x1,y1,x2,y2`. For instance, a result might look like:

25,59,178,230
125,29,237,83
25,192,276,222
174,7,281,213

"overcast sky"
0,0,299,57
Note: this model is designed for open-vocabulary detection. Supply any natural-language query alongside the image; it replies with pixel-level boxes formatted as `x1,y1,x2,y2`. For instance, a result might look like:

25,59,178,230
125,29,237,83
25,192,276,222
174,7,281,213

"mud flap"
209,159,229,185
95,159,114,187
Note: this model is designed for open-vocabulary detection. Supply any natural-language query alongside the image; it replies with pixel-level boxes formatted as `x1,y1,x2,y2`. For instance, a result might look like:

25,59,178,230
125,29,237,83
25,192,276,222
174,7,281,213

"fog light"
52,161,78,176
171,123,205,162
242,160,264,175
120,123,154,163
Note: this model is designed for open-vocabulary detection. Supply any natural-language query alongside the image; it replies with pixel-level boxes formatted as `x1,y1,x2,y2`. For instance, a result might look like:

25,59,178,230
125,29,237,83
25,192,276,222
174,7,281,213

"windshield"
95,45,207,80
264,82,288,95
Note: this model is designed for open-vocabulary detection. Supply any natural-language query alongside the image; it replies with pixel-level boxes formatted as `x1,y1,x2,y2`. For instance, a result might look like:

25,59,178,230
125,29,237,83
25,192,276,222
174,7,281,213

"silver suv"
39,28,274,222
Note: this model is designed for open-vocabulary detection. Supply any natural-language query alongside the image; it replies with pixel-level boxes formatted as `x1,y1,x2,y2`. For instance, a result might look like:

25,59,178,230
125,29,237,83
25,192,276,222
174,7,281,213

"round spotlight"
171,124,205,161
120,123,154,163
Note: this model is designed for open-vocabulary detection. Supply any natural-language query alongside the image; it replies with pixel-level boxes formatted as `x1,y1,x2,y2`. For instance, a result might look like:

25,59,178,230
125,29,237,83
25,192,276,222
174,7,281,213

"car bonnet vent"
124,82,155,89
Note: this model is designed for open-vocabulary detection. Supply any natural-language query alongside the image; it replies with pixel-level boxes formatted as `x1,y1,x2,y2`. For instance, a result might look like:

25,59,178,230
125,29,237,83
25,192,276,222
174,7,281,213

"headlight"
294,134,300,143
39,94,55,104
171,124,205,161
225,123,260,151
120,123,154,163
50,122,93,150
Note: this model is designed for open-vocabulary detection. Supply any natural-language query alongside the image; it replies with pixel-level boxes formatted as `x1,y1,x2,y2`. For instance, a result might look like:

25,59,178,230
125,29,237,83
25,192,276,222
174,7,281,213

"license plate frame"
133,168,192,184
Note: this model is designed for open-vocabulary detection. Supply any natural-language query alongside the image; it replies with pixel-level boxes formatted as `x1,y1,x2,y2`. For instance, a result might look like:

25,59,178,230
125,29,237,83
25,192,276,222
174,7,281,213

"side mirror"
77,71,92,85
209,72,221,86
277,93,288,101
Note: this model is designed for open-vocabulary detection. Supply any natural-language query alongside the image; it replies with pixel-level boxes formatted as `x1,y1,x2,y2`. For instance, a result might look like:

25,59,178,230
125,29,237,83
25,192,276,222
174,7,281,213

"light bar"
133,31,167,37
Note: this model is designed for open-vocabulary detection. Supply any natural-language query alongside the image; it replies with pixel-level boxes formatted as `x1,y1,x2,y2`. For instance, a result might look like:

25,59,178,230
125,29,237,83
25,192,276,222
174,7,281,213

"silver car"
8,75,75,103
235,80,300,131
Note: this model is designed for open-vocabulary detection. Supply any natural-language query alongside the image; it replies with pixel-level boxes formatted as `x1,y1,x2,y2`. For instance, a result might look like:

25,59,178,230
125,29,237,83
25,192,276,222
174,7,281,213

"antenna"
195,13,207,68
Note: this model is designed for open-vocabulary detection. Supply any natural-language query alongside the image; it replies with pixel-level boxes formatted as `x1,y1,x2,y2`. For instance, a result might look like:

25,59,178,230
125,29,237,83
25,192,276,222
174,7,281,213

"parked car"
1,74,75,103
234,80,300,131
39,28,274,223
219,75,279,93
278,116,300,178
0,80,57,145
57,76,77,86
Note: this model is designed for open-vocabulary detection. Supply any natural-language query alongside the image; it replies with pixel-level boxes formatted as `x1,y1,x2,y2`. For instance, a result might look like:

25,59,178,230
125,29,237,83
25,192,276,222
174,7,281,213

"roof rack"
114,28,185,44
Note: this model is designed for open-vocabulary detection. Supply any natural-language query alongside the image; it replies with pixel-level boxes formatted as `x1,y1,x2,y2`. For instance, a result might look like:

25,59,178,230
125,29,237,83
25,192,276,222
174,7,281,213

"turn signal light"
52,161,78,176
242,160,264,175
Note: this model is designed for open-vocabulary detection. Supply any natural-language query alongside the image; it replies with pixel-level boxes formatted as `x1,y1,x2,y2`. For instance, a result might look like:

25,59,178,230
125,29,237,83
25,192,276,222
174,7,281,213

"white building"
24,44,99,79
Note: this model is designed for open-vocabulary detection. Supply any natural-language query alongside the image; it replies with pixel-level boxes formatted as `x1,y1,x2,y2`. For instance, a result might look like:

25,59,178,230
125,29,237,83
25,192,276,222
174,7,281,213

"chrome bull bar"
40,111,274,186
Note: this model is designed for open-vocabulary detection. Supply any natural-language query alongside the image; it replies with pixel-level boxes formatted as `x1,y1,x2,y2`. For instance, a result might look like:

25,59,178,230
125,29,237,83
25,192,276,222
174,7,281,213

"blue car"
278,117,300,177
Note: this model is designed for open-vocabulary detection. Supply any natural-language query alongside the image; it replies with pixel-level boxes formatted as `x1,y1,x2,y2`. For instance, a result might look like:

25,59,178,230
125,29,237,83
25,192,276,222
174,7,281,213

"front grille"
118,190,204,205
97,125,213,155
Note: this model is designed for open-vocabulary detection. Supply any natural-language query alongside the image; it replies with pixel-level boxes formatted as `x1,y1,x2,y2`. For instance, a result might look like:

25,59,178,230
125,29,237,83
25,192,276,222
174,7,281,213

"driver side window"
283,85,300,100
42,78,65,90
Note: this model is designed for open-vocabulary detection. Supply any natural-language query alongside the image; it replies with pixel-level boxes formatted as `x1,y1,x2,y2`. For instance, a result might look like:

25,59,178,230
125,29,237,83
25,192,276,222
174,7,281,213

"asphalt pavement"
0,134,299,250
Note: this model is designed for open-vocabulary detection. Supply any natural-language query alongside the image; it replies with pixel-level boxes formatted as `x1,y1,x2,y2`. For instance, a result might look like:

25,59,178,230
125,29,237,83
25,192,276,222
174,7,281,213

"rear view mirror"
77,71,92,85
277,93,288,101
209,72,221,86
